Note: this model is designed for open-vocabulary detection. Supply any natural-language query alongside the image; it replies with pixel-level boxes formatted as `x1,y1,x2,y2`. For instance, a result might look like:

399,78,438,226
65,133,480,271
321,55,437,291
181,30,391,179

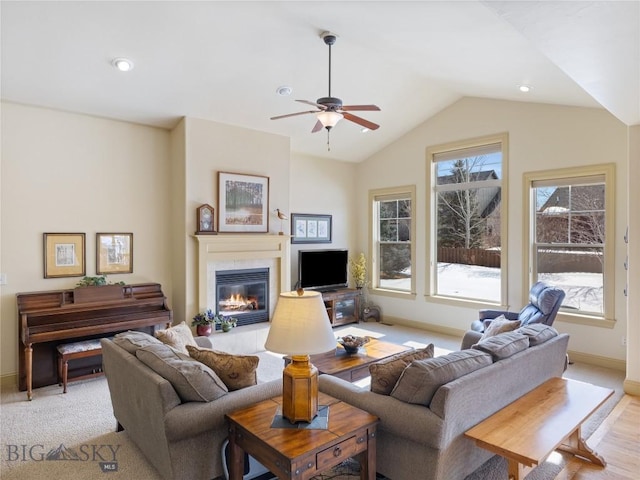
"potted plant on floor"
191,309,217,336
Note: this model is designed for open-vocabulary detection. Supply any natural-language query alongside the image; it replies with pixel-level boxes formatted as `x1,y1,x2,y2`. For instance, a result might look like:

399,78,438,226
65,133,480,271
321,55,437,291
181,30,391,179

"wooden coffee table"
286,338,412,382
465,377,614,480
226,392,378,480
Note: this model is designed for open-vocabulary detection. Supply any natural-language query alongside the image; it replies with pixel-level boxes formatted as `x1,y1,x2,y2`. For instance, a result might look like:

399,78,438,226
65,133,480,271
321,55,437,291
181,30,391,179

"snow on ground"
380,263,603,314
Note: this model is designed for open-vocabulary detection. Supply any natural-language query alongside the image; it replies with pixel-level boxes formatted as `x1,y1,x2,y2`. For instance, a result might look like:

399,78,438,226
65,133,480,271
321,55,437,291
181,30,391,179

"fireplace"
215,268,269,327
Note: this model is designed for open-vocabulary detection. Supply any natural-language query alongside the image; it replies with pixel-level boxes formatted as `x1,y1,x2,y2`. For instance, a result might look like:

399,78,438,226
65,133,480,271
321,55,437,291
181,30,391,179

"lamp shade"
265,291,336,356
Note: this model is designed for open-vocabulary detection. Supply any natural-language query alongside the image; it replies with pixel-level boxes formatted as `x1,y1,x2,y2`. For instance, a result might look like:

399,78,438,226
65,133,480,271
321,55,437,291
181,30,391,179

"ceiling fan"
270,32,381,136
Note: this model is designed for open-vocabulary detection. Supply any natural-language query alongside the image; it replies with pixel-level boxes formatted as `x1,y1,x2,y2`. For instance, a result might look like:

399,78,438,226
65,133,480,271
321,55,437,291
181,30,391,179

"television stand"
321,288,361,327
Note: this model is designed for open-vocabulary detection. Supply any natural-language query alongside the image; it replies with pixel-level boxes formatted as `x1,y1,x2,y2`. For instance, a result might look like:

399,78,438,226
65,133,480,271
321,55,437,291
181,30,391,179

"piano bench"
56,339,104,393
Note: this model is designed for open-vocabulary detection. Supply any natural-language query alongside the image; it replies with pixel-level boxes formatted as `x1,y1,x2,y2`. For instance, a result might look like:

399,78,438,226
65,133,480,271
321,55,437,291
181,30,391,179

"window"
427,134,508,304
525,164,615,321
369,186,416,295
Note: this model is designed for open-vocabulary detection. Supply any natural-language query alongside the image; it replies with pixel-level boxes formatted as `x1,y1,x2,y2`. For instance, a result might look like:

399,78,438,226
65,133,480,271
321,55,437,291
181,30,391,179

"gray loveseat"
319,325,569,480
101,334,281,480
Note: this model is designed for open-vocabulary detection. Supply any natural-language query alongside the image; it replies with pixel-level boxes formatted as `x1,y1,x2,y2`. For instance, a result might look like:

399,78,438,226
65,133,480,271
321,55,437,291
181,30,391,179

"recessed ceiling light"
361,128,370,133
112,57,134,72
519,85,531,93
276,85,293,96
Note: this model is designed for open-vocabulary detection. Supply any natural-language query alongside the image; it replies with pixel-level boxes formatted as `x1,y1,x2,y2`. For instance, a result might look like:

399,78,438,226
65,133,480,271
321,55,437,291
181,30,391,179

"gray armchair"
462,281,565,349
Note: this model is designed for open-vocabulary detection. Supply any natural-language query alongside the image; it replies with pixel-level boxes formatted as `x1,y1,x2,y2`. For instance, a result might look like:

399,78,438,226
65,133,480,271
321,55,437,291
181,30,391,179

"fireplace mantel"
195,234,291,315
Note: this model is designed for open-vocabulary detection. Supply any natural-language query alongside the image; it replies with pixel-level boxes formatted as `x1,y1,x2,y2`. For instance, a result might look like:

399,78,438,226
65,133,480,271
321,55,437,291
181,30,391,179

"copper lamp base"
282,355,319,423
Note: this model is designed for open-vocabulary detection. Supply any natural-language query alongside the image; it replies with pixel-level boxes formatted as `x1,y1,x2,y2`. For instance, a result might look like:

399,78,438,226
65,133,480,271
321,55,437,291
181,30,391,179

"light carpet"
1,324,625,480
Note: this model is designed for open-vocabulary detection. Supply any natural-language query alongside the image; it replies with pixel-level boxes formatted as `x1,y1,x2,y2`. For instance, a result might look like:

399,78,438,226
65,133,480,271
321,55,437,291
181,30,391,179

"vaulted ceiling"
2,1,638,162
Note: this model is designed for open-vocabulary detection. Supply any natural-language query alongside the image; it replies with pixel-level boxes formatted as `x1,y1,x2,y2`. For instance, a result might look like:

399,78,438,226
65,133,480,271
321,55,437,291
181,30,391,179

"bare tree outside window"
434,150,502,302
534,182,606,314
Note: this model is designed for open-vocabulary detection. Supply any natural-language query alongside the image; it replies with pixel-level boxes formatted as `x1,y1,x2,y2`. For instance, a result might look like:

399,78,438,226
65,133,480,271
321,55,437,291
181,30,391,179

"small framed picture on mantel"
196,204,217,235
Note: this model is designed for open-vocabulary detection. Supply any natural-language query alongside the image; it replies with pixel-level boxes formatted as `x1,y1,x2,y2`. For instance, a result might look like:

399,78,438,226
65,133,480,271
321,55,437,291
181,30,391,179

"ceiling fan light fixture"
317,110,343,129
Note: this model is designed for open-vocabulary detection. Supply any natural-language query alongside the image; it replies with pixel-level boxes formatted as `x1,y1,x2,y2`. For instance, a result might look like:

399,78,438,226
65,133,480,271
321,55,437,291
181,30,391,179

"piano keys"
17,282,172,400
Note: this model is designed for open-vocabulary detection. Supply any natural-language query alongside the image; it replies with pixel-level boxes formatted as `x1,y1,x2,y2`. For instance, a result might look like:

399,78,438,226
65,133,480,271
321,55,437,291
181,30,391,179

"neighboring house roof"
438,169,501,218
539,184,605,213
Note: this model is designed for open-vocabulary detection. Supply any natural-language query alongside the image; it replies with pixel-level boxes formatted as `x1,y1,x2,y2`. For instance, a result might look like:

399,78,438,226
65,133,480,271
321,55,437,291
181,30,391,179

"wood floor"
556,394,640,479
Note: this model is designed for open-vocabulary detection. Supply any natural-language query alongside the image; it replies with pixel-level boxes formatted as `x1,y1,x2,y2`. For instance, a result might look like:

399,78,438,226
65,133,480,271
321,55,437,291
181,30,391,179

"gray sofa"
319,326,570,480
101,334,282,480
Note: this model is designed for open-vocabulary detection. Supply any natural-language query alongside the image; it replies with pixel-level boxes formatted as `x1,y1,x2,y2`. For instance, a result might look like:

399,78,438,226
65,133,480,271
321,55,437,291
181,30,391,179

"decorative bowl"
337,335,370,355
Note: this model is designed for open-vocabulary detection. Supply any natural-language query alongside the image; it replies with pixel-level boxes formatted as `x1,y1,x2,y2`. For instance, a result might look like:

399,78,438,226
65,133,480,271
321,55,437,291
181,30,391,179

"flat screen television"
298,249,349,291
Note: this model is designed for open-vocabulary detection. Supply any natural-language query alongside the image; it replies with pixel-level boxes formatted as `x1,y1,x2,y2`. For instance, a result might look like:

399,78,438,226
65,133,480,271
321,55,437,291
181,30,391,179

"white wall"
356,97,629,362
0,102,172,378
289,153,358,285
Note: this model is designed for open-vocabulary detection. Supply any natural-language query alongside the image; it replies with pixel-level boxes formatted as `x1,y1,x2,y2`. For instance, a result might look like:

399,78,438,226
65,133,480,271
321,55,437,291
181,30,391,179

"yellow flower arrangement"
349,253,368,288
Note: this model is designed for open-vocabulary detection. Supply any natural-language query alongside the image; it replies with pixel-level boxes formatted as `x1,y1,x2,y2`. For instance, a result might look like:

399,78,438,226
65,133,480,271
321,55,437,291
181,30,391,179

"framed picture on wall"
96,232,133,274
43,233,86,278
291,214,332,244
218,172,269,233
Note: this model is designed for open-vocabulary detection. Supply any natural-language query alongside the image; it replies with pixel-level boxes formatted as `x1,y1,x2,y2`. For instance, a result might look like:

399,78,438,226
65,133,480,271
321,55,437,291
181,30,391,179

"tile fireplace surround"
195,234,291,353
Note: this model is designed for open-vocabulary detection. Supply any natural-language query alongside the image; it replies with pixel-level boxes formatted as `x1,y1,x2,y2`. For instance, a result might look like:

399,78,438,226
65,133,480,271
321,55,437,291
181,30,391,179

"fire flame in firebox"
219,294,258,312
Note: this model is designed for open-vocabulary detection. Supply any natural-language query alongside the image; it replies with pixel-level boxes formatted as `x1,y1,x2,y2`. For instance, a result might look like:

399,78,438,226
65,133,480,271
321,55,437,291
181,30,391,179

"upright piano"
17,282,172,400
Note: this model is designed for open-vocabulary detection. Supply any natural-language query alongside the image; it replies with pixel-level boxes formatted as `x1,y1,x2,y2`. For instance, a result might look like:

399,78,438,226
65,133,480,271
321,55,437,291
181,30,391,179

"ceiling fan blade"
270,110,318,120
342,112,380,130
341,104,381,112
296,99,327,109
311,120,323,133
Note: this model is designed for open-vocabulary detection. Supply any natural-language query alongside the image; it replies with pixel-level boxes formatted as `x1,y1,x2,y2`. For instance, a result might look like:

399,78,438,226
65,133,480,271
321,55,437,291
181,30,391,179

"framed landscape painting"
43,233,86,278
218,172,269,233
291,213,332,244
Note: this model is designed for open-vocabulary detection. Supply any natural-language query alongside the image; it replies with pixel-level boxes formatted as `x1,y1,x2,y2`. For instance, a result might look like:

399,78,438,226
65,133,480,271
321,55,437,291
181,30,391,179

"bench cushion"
57,339,102,355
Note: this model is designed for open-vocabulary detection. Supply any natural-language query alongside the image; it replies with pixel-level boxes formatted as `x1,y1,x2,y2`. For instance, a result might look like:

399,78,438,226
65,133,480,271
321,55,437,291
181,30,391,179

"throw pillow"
155,321,197,354
369,344,435,395
391,349,492,406
516,324,558,346
186,345,259,391
480,315,521,340
136,344,228,402
113,331,163,354
472,331,530,360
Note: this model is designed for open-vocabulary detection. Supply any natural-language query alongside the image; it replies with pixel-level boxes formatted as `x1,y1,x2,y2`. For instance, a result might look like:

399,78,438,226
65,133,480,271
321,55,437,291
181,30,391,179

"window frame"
426,133,509,307
368,185,417,299
523,163,616,326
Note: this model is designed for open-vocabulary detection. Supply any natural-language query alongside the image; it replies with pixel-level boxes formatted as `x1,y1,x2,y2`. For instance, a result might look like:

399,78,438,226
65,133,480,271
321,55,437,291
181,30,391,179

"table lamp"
265,290,336,423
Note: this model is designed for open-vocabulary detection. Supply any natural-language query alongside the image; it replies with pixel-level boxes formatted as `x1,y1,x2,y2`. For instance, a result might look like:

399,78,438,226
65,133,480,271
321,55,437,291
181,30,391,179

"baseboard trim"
1,373,17,389
567,350,626,372
623,378,640,396
375,315,467,338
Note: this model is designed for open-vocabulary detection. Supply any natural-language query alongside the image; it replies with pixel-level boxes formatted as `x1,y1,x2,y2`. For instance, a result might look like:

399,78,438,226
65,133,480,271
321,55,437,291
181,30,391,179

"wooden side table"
226,392,378,480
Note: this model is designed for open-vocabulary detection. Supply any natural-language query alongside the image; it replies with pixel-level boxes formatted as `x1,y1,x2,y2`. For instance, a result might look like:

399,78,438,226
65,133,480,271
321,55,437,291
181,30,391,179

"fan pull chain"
327,130,331,151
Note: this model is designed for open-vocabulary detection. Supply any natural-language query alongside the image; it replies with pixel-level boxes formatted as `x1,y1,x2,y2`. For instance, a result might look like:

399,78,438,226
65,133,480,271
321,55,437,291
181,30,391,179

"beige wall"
178,117,291,324
289,153,358,283
626,125,640,392
0,102,172,378
0,105,358,381
356,97,629,363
